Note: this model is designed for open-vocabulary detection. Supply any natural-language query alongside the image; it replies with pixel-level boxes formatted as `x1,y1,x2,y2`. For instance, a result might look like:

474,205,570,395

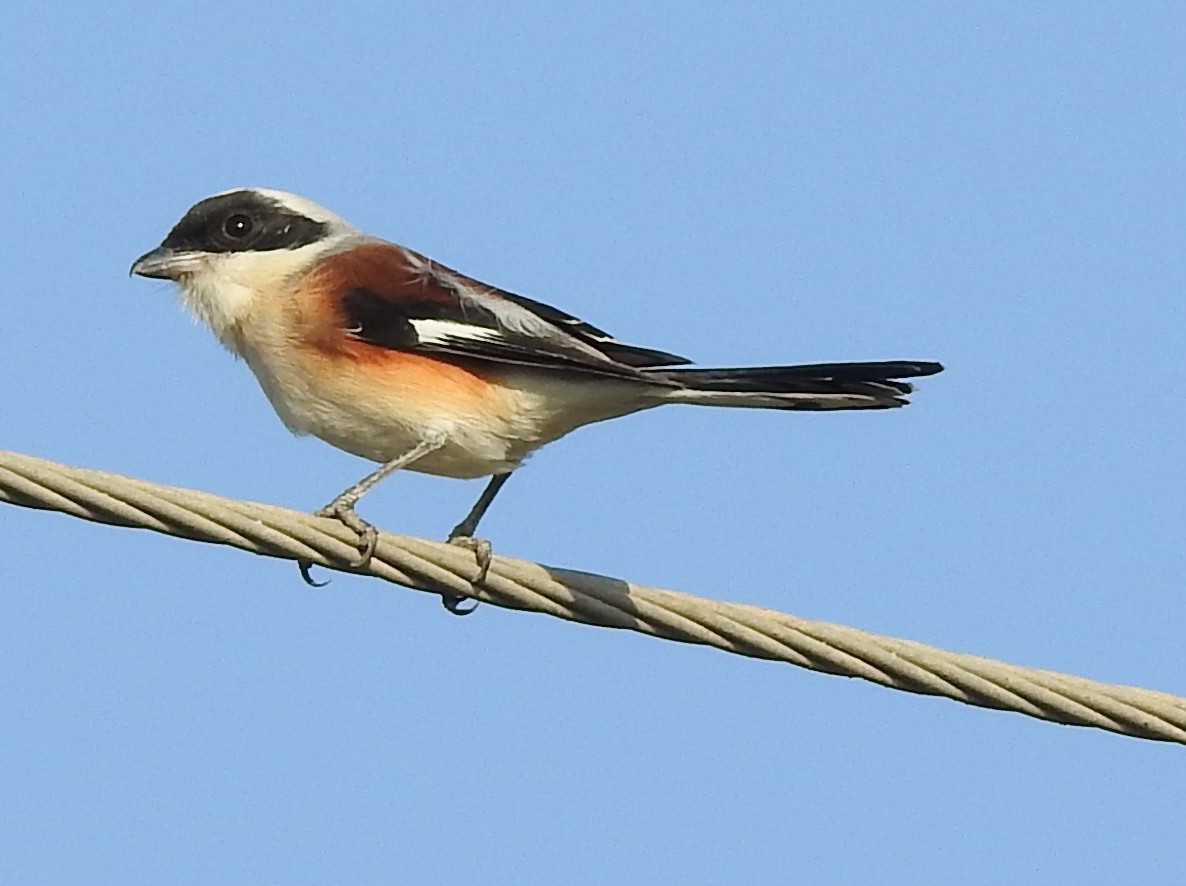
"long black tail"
649,361,943,410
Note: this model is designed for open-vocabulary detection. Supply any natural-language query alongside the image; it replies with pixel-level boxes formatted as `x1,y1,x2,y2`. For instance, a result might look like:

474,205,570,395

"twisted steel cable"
2,448,1183,745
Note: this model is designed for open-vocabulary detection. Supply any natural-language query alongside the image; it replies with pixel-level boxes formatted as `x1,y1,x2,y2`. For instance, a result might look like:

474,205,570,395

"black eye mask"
160,191,328,254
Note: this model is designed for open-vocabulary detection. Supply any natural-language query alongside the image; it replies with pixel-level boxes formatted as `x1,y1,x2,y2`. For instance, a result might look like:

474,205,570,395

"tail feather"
651,360,943,411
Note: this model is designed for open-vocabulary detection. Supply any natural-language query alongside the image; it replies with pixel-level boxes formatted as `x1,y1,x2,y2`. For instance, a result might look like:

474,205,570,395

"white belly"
241,344,658,478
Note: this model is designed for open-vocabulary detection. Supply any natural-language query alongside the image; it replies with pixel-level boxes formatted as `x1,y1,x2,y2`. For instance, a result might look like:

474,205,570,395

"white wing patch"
408,318,502,345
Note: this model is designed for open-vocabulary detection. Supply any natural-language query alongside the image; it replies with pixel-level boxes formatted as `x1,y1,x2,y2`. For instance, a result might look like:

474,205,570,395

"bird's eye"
223,213,254,239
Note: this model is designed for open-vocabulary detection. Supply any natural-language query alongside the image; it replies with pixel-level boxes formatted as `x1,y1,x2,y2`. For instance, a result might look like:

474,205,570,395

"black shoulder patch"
340,288,420,349
161,190,328,254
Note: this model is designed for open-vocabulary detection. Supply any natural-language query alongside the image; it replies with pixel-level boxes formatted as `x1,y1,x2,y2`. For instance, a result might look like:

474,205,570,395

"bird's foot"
298,499,381,585
318,499,380,567
439,534,492,615
449,534,492,580
298,496,379,573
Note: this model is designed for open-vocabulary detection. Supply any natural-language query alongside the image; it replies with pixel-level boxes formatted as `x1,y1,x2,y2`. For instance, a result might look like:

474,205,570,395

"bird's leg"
301,432,448,581
440,472,514,611
449,472,513,542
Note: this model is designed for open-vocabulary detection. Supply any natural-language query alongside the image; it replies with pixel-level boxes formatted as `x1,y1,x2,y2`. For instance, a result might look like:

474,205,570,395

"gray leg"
313,432,447,570
440,472,514,612
449,472,513,541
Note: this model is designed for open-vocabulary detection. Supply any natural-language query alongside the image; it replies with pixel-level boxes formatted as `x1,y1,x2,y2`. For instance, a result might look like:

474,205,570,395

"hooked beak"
129,246,204,280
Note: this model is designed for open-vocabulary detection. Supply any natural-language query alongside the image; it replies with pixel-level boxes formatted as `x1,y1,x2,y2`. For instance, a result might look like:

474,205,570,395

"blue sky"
2,2,1184,883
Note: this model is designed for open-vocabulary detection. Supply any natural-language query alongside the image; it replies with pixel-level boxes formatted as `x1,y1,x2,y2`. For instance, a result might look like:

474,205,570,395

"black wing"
332,243,683,382
495,290,692,368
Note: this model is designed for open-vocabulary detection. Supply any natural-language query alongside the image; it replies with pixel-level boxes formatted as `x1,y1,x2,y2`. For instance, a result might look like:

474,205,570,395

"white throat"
174,247,322,352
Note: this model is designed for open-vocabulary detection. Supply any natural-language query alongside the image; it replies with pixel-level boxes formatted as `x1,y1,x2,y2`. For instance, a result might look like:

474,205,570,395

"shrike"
131,187,942,589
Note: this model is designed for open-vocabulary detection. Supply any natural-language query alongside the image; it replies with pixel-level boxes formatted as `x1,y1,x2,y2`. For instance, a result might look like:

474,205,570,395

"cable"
2,448,1183,745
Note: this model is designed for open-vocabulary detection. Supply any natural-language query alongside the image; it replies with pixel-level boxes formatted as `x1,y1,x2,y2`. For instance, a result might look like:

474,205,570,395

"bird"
131,187,943,597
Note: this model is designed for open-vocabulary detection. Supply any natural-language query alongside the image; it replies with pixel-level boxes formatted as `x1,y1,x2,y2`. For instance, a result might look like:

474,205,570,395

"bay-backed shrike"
131,187,943,593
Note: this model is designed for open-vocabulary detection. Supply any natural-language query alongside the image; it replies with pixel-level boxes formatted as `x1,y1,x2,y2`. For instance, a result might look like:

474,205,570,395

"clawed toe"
298,560,330,587
312,500,380,570
440,593,479,615
345,523,379,568
448,534,493,581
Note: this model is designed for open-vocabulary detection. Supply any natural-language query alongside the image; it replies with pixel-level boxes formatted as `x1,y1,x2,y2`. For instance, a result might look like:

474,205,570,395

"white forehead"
212,187,356,229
